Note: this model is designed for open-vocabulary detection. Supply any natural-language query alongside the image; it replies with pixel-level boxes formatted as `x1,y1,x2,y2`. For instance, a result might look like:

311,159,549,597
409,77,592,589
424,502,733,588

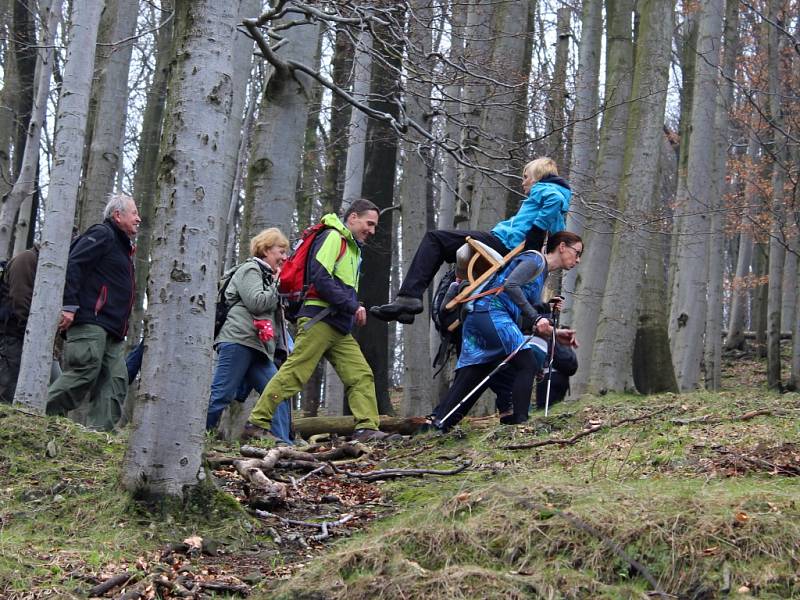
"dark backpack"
213,259,274,338
278,223,346,322
430,267,466,375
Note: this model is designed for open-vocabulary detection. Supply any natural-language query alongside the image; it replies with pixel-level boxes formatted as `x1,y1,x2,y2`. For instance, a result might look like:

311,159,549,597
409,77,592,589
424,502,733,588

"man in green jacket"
244,199,387,443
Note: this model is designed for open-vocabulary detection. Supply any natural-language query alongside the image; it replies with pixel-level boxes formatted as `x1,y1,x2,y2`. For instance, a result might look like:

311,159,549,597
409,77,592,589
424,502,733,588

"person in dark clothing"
371,157,571,323
46,194,140,430
431,232,582,431
0,246,40,403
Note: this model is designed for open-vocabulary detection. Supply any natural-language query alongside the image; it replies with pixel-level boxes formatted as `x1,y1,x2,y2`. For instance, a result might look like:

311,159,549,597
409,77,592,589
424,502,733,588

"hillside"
1,353,799,599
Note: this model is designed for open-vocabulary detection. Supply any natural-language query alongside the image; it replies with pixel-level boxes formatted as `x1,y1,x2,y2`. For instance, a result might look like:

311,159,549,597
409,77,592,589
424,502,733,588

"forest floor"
0,348,799,599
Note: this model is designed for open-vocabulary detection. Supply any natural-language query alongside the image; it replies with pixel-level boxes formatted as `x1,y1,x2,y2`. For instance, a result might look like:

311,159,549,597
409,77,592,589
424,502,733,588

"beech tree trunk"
562,0,602,317
128,0,174,349
355,20,400,416
240,16,321,242
589,0,675,393
217,0,257,269
77,0,138,230
704,0,738,390
765,0,786,390
0,0,60,260
400,0,433,417
724,132,759,351
122,0,238,499
569,0,635,394
668,0,724,390
13,0,103,413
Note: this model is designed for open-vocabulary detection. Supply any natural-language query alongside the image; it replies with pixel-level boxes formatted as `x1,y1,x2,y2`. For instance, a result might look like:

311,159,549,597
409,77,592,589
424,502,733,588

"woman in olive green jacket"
205,228,292,442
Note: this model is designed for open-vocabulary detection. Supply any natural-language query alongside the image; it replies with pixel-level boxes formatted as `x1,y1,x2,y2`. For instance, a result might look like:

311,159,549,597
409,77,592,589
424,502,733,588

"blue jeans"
206,343,291,443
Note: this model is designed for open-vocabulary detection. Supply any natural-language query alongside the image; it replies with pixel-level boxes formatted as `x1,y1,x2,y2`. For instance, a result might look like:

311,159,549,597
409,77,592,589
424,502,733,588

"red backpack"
278,222,346,321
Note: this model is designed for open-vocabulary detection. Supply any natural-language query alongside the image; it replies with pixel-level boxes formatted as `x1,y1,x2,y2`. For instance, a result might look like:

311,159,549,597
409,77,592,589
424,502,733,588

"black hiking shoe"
371,296,423,321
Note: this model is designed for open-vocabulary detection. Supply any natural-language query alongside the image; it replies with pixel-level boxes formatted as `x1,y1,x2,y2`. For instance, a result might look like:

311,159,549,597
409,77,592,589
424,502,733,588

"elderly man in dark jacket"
46,194,140,430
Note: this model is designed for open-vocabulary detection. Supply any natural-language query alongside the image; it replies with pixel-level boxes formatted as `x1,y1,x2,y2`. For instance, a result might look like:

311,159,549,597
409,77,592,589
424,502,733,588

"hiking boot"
372,296,423,319
351,428,389,442
241,422,280,443
370,306,418,324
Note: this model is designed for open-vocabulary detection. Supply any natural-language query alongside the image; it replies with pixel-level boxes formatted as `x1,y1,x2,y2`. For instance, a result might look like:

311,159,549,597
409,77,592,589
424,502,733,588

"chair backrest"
455,239,504,282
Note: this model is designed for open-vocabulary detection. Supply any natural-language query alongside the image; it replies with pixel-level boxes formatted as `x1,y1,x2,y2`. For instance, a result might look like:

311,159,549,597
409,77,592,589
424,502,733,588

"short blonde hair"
250,227,289,258
522,157,558,183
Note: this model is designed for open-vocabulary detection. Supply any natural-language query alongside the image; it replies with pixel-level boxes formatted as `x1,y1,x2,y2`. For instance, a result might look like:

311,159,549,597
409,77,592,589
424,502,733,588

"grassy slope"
0,407,253,599
265,390,800,599
0,384,798,598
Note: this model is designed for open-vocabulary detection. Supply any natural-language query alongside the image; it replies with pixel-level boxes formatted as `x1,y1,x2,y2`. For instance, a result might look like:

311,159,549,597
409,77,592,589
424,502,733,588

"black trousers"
398,229,509,299
433,349,539,430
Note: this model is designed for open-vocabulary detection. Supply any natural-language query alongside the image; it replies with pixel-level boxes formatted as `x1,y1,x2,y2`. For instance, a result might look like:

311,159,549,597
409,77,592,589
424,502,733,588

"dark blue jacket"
64,219,135,340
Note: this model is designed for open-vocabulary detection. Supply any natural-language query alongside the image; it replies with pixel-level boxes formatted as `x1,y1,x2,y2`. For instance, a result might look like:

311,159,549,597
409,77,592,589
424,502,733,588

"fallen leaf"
183,535,203,550
734,511,749,523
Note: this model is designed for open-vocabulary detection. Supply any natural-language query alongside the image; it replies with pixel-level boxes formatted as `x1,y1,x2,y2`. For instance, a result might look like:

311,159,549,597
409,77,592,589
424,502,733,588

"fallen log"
87,572,134,597
292,415,428,437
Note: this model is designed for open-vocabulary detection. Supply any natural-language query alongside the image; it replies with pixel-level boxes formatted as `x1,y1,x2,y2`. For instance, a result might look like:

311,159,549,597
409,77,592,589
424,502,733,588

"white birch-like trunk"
430,2,466,366
668,0,724,390
13,0,102,413
588,0,674,393
0,0,60,259
324,24,372,417
545,6,570,161
217,0,257,269
241,17,320,239
77,0,138,229
765,0,786,389
122,0,238,498
704,0,738,389
568,0,635,394
562,0,602,318
341,24,372,206
468,1,530,231
401,0,433,416
724,132,759,350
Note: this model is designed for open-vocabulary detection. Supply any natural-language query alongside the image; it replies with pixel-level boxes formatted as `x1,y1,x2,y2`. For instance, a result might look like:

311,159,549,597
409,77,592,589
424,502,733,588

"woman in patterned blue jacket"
432,231,583,431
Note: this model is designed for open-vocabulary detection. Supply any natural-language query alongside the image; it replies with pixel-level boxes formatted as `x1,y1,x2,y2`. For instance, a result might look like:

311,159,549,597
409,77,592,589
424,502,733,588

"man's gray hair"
103,193,134,220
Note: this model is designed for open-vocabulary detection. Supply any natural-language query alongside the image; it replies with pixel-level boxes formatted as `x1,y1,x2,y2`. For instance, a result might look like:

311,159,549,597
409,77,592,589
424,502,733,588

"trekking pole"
434,331,539,430
543,306,561,417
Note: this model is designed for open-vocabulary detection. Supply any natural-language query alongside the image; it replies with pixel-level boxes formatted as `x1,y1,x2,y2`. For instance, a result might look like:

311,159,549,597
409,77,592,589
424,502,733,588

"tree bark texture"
562,0,602,316
122,0,238,499
13,0,103,413
355,21,400,416
568,0,635,395
400,0,433,417
668,0,724,390
241,16,321,244
588,0,675,394
0,0,60,260
77,0,138,230
217,0,257,269
765,0,787,390
128,0,174,349
704,0,738,390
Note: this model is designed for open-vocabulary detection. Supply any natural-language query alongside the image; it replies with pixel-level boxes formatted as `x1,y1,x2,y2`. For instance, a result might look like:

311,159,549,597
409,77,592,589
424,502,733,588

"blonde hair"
522,157,558,183
250,228,289,258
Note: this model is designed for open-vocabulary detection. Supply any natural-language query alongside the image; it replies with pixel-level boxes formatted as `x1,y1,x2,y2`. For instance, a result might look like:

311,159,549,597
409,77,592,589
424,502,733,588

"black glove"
518,314,538,334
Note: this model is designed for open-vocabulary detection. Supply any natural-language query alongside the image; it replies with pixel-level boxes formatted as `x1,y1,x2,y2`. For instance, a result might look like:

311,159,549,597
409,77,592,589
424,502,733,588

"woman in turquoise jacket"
372,157,572,323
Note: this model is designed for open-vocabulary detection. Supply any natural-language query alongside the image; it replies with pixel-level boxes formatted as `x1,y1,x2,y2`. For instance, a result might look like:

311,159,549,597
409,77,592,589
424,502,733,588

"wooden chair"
443,238,524,330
